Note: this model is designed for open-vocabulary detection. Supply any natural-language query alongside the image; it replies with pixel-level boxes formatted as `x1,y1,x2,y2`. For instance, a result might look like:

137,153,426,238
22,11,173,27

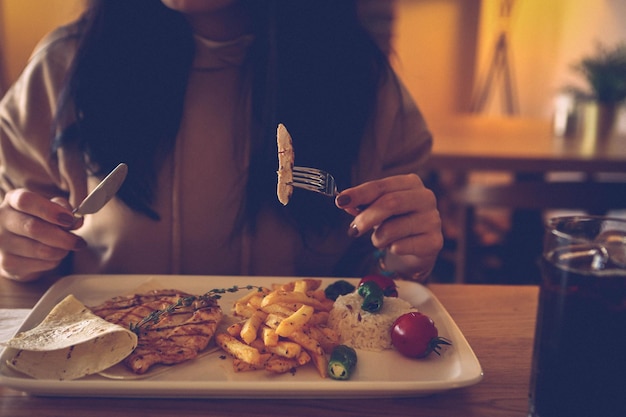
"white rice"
328,292,417,352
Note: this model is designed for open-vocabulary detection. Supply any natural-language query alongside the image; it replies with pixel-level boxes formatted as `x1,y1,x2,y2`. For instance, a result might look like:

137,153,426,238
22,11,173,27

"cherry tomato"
390,312,451,358
358,274,398,297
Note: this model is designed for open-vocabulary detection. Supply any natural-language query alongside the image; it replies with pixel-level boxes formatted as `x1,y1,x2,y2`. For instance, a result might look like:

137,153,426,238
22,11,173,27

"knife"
72,163,128,218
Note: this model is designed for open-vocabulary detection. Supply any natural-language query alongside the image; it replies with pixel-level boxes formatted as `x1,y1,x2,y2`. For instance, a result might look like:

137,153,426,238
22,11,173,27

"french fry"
265,356,299,374
308,311,330,326
264,312,287,329
261,302,300,316
216,333,264,365
316,296,335,312
261,326,279,347
294,279,323,294
233,301,257,318
226,321,243,337
308,348,329,378
293,280,308,293
275,279,320,292
216,279,336,378
265,341,302,358
308,290,336,311
240,310,267,344
296,350,312,366
319,326,339,341
232,358,265,372
249,338,268,353
302,278,322,291
261,290,331,312
307,325,340,352
275,304,314,337
233,286,270,306
233,288,270,318
287,330,323,355
309,289,327,301
246,293,265,310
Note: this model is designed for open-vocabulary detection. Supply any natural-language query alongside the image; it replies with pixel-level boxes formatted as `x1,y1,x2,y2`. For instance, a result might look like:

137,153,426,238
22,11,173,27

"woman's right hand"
0,188,86,282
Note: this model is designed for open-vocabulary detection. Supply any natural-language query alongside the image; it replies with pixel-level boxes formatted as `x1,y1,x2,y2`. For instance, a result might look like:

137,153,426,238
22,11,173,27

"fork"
291,166,339,197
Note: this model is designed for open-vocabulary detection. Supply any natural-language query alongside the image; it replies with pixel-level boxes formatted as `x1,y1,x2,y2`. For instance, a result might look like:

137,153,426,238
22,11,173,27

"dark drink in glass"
530,252,626,417
528,216,626,417
529,217,626,417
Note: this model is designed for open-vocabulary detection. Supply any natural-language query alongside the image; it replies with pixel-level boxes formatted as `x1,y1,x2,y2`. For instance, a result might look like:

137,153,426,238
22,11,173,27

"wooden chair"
450,181,626,283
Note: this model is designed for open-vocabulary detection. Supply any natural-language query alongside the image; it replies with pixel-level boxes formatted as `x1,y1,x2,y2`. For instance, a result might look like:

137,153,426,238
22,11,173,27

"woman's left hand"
335,173,443,280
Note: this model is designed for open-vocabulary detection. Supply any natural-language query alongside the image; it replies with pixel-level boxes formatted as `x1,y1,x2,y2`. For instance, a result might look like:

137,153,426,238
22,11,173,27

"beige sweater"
0,25,432,279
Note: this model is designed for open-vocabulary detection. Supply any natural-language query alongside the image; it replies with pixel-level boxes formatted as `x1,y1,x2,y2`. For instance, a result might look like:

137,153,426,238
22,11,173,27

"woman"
0,0,442,283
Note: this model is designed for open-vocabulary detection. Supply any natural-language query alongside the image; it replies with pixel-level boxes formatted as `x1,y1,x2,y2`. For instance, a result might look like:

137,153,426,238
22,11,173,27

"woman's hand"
0,189,86,282
335,174,443,280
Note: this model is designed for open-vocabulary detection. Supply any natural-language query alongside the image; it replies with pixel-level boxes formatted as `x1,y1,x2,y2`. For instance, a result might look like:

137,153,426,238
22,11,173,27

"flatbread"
276,123,294,205
2,294,137,380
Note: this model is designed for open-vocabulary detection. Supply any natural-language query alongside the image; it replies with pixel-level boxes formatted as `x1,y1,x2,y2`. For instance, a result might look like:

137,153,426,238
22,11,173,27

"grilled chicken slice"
91,289,223,374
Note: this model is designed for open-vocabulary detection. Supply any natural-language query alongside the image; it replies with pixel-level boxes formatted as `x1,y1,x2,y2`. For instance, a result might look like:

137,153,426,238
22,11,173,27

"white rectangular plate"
0,274,482,398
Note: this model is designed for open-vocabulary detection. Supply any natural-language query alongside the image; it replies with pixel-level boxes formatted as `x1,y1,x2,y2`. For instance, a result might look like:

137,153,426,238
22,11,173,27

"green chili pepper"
328,345,358,380
324,280,356,301
357,280,384,313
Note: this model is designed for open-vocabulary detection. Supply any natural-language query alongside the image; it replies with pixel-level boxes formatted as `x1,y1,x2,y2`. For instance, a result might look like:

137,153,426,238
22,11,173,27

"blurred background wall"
2,0,625,126
391,0,626,134
0,0,83,93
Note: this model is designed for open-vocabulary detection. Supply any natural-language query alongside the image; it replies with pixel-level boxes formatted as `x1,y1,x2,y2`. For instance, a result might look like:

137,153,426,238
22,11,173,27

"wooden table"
427,116,626,174
0,277,538,417
425,116,626,283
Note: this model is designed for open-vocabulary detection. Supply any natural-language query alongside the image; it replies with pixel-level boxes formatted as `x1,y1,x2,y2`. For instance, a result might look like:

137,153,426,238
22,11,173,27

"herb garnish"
129,285,263,334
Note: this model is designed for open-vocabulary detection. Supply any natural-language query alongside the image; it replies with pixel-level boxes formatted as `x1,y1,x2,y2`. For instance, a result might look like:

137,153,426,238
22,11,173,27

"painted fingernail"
336,194,351,207
57,213,75,227
74,238,88,250
348,223,359,238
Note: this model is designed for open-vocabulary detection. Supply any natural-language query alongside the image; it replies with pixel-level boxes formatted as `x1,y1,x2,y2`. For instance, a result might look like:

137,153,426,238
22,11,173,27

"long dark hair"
54,0,390,234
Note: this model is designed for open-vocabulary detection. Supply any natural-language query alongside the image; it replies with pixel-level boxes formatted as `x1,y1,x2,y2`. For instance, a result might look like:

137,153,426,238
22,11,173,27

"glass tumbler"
528,216,626,417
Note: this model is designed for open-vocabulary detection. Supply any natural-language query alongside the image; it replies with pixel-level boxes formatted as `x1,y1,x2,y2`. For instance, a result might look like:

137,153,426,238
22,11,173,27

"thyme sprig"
129,285,263,334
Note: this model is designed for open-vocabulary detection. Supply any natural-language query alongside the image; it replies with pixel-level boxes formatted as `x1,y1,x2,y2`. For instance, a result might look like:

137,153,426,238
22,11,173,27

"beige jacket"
0,25,432,279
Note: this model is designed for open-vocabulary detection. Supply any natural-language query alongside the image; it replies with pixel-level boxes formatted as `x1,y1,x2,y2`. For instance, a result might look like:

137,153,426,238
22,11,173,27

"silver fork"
291,166,338,197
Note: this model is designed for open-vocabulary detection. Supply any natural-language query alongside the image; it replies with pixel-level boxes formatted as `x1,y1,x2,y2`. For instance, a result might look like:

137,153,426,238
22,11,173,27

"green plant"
570,42,626,104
